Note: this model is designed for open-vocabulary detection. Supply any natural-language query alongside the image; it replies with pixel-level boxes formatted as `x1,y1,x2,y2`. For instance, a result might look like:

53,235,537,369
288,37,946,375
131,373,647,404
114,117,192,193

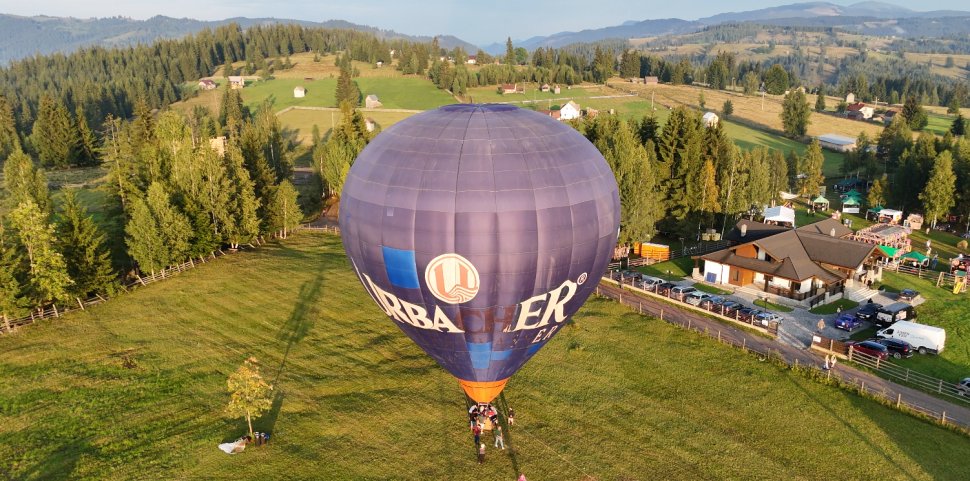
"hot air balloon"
339,104,620,403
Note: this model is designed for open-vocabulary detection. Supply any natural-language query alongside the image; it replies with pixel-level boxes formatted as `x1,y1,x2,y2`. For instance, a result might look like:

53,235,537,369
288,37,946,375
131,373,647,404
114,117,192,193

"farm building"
644,76,659,85
228,76,245,89
846,102,874,119
818,134,857,152
376,61,383,67
698,219,881,305
500,84,518,94
559,101,581,120
293,86,306,98
553,85,561,94
365,95,382,109
365,118,377,132
882,110,898,124
466,56,477,65
541,84,550,92
846,93,856,103
538,110,562,120
198,79,216,90
702,112,719,127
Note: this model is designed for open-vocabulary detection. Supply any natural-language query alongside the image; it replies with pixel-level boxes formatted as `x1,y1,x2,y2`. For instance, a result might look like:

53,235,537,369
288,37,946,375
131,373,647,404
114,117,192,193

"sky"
0,0,966,45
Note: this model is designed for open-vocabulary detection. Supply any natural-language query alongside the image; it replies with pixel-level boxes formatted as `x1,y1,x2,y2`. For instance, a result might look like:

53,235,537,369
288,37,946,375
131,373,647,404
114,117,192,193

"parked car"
898,289,920,302
755,312,782,324
957,378,970,396
703,296,727,309
669,285,697,300
620,270,642,282
854,302,883,321
720,300,741,313
737,307,761,322
876,321,946,355
835,313,863,332
639,276,665,290
874,302,917,327
849,340,890,360
685,292,712,306
656,282,677,295
869,338,914,359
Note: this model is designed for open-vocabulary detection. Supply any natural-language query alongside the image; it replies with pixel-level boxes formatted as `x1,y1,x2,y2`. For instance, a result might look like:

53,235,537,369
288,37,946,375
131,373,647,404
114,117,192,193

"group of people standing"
469,403,515,464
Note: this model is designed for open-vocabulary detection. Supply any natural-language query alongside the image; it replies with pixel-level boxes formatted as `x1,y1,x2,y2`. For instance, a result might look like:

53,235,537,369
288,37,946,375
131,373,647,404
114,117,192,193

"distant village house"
198,79,216,90
365,94,382,109
293,86,306,98
229,76,245,89
644,76,659,85
818,134,857,152
466,56,477,65
846,102,874,120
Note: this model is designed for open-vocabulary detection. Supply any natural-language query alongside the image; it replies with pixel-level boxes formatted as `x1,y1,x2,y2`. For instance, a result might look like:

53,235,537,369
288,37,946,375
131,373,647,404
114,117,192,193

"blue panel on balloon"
490,350,511,361
382,246,420,289
467,342,492,369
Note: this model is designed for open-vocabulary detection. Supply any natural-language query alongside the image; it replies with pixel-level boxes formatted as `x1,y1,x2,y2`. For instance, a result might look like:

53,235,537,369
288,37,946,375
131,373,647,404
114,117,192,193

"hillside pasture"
464,83,613,105
355,77,456,110
1,232,969,480
240,78,338,112
279,108,417,145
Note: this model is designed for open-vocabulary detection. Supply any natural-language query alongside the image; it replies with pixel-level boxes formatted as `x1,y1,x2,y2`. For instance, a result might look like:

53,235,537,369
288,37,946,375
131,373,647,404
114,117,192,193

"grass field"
925,113,958,137
239,78,338,112
3,232,968,480
278,109,417,144
355,77,455,110
464,84,613,104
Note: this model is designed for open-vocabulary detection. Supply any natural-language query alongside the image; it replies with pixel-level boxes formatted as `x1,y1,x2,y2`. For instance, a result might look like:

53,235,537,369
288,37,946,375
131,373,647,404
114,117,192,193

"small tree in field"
722,99,734,116
226,357,273,439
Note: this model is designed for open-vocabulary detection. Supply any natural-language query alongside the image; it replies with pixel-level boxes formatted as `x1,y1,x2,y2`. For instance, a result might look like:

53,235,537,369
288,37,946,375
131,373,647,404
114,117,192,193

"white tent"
779,191,799,200
763,205,796,226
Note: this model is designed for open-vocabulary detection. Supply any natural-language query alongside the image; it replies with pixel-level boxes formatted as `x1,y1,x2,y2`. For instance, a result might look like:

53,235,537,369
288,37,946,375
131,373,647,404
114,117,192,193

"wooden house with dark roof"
698,219,883,303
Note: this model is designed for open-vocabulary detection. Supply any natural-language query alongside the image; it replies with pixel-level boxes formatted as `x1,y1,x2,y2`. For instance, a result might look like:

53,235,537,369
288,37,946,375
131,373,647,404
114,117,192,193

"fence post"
76,298,85,310
52,304,59,318
660,309,664,321
718,330,721,343
742,338,746,351
876,357,880,369
942,411,947,425
829,339,833,351
896,393,901,408
848,345,854,362
939,379,944,393
639,302,642,314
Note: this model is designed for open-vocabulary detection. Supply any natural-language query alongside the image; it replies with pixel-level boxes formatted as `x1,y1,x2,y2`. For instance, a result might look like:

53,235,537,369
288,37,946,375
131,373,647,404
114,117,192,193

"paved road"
596,281,970,431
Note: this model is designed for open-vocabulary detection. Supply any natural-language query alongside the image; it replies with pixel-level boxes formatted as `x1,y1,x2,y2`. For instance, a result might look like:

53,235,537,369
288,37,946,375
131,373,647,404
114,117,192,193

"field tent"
763,205,795,227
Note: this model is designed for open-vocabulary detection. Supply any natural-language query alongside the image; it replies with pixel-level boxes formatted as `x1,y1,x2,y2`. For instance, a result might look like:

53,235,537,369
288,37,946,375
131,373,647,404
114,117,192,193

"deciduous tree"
919,151,956,228
8,200,73,305
781,89,810,137
226,357,274,439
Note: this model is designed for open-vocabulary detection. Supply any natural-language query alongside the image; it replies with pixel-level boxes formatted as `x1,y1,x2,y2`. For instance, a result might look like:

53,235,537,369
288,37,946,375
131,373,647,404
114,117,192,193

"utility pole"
762,90,766,111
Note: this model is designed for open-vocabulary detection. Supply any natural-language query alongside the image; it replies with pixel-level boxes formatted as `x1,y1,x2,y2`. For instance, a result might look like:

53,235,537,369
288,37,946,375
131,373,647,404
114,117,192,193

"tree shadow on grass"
16,438,87,481
276,272,324,384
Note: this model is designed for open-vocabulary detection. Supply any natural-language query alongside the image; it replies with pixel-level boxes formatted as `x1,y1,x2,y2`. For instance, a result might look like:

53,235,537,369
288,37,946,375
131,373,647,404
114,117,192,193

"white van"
876,321,946,355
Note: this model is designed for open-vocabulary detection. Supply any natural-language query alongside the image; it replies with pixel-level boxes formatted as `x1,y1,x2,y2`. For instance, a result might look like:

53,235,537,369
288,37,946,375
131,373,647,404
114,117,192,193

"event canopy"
763,205,796,225
842,197,860,206
878,245,900,258
843,189,862,198
813,196,830,204
780,191,799,200
901,251,928,263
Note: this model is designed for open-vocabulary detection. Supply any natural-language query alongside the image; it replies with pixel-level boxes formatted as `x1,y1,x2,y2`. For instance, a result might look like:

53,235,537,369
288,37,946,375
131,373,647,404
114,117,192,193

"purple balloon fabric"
339,104,620,385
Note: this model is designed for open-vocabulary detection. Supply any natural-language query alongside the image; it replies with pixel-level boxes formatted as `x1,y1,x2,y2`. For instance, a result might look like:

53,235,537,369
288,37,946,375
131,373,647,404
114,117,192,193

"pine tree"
8,200,73,305
2,149,52,214
101,116,141,209
919,151,956,228
145,183,193,265
0,233,26,325
952,113,966,137
765,65,789,95
798,139,825,197
902,95,928,131
74,106,98,166
31,95,81,168
746,148,772,208
635,115,660,146
125,197,166,275
0,95,21,160
877,116,913,168
814,86,826,112
722,99,733,116
222,144,261,249
868,176,887,208
657,107,704,222
504,37,514,66
265,180,302,239
57,190,117,298
781,89,811,137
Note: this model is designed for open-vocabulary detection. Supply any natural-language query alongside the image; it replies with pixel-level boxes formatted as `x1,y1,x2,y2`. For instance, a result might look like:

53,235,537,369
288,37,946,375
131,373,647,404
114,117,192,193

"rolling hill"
0,14,478,64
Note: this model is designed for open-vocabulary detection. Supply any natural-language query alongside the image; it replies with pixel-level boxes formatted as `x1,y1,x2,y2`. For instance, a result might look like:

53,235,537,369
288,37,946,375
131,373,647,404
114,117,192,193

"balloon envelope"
339,104,620,402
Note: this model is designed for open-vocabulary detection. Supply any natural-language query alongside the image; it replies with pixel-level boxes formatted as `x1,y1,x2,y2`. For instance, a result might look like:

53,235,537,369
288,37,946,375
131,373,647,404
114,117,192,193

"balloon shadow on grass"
276,272,324,384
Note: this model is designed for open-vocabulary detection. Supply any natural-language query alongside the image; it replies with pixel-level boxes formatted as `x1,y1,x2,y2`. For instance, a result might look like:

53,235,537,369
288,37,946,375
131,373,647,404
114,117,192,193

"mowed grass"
2,233,968,479
924,113,958,137
240,78,338,112
355,77,456,110
874,271,970,382
465,83,613,104
278,109,417,145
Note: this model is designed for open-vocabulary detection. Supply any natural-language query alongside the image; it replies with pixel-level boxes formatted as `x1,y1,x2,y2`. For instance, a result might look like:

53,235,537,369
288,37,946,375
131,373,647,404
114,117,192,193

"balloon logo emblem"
425,253,480,304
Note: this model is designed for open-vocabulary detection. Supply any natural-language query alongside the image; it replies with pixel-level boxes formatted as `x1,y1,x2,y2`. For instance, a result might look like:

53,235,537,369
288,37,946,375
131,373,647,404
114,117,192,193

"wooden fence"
1,228,344,335
812,335,970,406
599,289,970,431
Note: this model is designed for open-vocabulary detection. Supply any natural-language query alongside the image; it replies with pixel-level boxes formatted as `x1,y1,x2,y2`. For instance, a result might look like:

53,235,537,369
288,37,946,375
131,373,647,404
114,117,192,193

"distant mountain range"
2,1,970,64
483,1,970,52
0,14,477,64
